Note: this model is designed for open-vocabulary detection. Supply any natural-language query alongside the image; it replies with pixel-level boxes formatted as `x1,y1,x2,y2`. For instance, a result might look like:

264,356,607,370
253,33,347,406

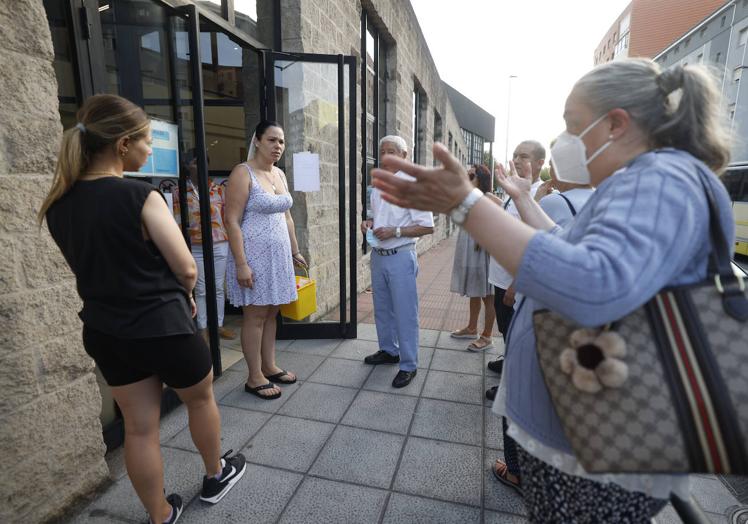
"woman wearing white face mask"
370,58,735,522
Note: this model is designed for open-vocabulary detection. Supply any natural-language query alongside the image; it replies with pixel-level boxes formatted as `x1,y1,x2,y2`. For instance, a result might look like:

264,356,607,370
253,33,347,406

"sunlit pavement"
64,238,744,523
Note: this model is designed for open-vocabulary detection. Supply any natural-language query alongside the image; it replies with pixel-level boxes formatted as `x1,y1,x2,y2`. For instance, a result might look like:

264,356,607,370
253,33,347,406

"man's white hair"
379,135,408,153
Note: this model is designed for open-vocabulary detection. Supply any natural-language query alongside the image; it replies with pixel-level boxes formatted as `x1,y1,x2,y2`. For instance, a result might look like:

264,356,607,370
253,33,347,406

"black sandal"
244,382,281,400
264,369,297,384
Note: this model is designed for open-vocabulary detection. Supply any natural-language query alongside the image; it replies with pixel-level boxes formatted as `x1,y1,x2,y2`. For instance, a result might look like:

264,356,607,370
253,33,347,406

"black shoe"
200,450,247,504
487,355,504,374
364,350,400,365
485,385,498,401
392,369,417,388
150,493,182,524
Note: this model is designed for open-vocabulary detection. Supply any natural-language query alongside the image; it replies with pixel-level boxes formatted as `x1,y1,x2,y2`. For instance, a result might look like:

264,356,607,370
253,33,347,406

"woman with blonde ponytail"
370,58,737,522
43,94,245,523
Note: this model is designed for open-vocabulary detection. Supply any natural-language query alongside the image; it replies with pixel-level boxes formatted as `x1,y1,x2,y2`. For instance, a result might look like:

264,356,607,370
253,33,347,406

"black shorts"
82,326,212,388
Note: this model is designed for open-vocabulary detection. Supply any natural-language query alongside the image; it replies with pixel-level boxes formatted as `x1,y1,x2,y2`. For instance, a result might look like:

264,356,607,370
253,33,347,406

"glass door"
265,52,358,339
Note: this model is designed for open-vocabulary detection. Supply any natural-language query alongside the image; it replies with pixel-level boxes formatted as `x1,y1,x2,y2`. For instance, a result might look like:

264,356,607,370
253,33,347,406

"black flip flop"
244,382,281,400
264,369,297,384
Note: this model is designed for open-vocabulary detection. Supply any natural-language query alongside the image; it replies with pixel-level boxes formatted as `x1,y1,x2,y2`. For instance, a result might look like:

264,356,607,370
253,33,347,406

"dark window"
412,83,426,164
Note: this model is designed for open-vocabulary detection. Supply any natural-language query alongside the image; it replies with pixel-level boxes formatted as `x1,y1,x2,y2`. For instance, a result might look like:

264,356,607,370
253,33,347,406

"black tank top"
46,177,195,338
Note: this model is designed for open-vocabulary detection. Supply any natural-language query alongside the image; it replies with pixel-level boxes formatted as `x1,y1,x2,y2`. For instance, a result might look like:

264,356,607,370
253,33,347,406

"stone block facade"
0,1,109,522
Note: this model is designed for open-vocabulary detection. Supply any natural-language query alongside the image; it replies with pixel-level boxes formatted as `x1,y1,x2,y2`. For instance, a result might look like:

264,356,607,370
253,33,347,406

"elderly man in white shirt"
361,135,434,388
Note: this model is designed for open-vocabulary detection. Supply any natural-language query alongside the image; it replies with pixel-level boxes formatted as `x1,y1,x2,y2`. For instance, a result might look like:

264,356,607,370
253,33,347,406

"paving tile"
104,447,128,481
278,382,357,423
310,426,405,488
244,415,334,472
410,398,482,446
274,338,295,350
75,447,204,522
211,369,247,401
356,322,379,341
421,370,483,405
307,357,372,389
220,381,301,413
284,338,342,356
483,453,527,516
652,503,684,524
435,330,477,350
430,348,484,375
166,406,270,454
382,493,481,523
485,408,503,450
363,366,428,397
180,464,302,524
332,338,382,361
273,351,326,380
278,477,387,524
689,475,740,515
393,437,481,506
419,328,440,348
159,405,188,444
484,510,529,524
342,390,418,435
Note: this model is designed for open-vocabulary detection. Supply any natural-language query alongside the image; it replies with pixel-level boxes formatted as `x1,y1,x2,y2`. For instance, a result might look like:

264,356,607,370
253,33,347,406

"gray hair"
574,58,731,173
379,135,408,153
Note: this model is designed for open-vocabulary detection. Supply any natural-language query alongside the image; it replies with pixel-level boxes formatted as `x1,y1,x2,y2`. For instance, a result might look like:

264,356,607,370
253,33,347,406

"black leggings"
82,326,212,388
493,286,515,342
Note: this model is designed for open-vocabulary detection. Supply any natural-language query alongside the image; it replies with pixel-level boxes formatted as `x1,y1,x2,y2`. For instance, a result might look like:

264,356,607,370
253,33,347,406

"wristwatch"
450,188,484,226
395,227,402,238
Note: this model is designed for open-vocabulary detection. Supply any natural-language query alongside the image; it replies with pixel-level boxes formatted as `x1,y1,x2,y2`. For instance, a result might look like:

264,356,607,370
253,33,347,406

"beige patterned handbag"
533,173,748,474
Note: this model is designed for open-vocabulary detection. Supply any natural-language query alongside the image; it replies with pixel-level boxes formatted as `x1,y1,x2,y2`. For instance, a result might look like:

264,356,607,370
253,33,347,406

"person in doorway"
41,95,246,524
449,164,496,351
361,135,434,388
371,57,733,522
173,149,236,342
224,121,305,400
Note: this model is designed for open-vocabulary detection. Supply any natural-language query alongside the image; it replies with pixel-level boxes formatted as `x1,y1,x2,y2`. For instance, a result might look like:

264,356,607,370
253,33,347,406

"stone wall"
282,0,467,307
0,1,109,522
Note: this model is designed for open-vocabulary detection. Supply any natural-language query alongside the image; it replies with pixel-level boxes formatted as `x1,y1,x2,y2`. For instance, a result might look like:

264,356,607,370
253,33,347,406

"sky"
410,0,631,164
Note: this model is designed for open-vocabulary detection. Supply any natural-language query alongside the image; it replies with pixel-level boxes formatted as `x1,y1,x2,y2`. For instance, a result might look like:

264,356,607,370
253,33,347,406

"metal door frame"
264,51,358,339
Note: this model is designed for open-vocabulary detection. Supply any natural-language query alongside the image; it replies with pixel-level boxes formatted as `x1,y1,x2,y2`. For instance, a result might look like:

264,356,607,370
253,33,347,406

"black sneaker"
200,450,247,504
149,493,182,524
487,355,504,374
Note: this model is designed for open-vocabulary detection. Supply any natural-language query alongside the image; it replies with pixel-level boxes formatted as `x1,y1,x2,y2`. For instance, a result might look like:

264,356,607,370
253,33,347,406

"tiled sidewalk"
68,328,526,523
63,236,744,523
66,324,742,523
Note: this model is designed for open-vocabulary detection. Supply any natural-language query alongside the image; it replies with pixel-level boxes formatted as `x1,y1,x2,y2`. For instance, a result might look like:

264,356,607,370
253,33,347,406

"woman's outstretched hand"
371,143,473,214
495,160,533,201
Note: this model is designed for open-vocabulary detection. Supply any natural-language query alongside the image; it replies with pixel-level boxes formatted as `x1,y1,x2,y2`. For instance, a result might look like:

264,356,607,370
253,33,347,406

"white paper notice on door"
292,152,321,192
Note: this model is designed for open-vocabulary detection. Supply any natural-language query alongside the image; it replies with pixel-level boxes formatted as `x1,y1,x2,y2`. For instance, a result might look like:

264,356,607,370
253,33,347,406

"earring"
120,149,128,157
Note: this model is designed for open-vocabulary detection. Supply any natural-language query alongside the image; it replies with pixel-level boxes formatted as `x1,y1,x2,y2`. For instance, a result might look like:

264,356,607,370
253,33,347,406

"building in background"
443,82,496,167
654,0,748,257
1,0,488,521
594,0,726,65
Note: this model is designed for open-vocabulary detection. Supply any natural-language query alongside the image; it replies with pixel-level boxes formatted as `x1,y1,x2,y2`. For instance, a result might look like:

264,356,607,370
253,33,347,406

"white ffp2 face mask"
550,114,612,184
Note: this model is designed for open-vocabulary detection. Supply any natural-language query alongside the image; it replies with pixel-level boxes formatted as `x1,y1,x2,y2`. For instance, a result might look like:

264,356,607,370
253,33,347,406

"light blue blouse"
504,148,736,454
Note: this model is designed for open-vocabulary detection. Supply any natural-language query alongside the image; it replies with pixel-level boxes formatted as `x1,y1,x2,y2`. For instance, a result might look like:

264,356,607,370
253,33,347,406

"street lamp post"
505,74,517,165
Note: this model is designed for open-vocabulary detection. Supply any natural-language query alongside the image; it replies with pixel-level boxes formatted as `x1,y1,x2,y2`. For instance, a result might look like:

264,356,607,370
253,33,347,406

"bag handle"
695,168,748,320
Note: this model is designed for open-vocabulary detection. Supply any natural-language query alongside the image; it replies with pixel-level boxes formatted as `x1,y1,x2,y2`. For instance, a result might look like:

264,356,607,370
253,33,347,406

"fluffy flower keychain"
559,328,629,394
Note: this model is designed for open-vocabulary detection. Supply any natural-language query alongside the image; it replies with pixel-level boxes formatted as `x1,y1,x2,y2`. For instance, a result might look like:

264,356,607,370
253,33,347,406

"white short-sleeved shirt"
488,179,543,289
370,171,434,250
